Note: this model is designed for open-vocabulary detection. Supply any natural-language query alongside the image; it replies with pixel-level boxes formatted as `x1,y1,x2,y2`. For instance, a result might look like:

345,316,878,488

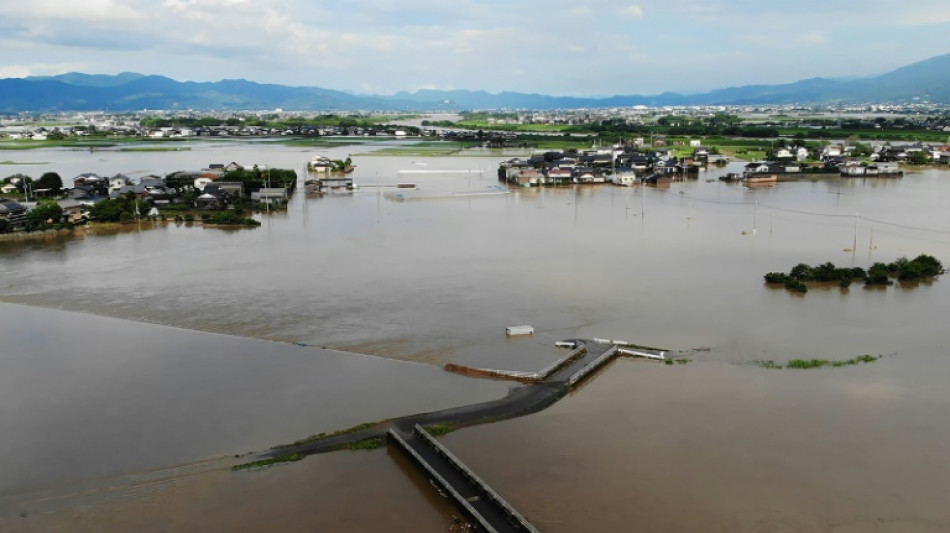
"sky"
1,0,948,97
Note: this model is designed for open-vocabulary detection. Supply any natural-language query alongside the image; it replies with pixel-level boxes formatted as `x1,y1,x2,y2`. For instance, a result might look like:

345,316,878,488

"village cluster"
498,138,948,187
0,162,293,231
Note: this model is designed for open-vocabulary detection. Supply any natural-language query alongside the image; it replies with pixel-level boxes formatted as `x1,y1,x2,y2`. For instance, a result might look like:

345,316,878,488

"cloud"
796,31,829,46
896,11,950,26
0,0,945,96
571,6,593,17
11,0,146,22
620,4,645,18
0,63,90,79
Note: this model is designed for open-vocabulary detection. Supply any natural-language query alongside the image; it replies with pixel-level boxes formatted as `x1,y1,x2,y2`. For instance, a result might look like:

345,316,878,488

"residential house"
821,145,843,160
194,192,226,210
73,173,103,187
545,167,574,185
67,185,100,200
0,199,28,230
251,187,289,204
109,174,132,195
56,199,90,224
611,167,637,186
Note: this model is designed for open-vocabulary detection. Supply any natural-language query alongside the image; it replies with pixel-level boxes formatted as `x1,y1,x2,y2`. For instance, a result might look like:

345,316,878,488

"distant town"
2,104,949,236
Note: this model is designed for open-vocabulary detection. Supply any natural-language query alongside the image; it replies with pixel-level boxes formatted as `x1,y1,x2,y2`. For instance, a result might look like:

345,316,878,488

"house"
138,175,164,189
251,188,289,204
0,199,28,230
211,181,245,198
611,167,637,186
653,159,680,174
821,145,843,159
774,147,793,160
507,168,543,187
109,174,132,193
194,192,226,210
73,173,103,187
545,167,574,185
880,147,908,161
56,199,90,224
308,156,333,174
874,162,901,174
67,185,100,200
575,168,598,183
145,186,177,205
193,174,218,191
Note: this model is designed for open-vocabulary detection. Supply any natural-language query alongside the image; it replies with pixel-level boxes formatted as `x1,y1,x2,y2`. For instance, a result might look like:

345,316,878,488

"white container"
506,325,535,336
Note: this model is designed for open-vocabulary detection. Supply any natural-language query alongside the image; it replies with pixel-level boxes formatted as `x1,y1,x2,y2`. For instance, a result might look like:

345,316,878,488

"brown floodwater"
2,141,950,530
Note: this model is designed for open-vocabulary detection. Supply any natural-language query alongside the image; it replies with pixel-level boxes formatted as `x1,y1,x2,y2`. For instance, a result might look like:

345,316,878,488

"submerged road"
257,340,640,532
267,340,619,458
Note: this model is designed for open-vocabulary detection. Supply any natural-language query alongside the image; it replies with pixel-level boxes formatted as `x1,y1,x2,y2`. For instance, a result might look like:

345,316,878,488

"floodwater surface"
2,141,949,530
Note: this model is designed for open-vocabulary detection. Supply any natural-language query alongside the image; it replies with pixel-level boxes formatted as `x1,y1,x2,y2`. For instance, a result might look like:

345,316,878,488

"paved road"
267,341,617,458
253,341,620,532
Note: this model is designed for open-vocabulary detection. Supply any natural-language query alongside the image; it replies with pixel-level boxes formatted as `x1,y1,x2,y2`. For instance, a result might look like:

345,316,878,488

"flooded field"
1,140,949,530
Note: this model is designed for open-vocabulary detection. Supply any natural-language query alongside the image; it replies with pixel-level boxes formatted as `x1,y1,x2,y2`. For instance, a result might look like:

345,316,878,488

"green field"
119,146,192,152
364,141,479,156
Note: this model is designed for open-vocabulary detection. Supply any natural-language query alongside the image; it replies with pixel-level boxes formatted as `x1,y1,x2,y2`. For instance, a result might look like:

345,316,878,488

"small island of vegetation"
751,354,882,370
764,254,944,293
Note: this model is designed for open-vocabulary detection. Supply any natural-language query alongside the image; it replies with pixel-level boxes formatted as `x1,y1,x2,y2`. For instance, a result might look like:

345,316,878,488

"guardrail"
535,344,587,380
617,347,666,360
413,424,540,533
567,345,619,387
387,428,499,533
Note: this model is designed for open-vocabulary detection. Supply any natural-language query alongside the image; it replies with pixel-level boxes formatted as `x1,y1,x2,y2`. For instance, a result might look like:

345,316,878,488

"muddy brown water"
2,142,949,530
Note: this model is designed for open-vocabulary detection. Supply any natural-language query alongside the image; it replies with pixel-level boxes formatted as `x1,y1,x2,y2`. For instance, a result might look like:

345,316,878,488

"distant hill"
2,53,948,112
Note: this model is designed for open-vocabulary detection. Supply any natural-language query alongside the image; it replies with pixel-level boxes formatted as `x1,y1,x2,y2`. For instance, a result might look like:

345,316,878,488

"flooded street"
2,140,950,530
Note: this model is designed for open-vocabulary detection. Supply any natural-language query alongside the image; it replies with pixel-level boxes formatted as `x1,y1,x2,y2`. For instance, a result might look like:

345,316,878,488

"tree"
26,200,63,226
851,143,872,158
89,198,133,222
35,172,63,194
908,151,930,165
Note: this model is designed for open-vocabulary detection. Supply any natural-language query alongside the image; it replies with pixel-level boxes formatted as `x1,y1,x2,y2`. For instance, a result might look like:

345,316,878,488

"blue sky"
1,0,948,96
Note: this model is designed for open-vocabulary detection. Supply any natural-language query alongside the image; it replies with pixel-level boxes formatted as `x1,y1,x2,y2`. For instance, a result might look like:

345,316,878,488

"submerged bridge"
264,339,665,531
389,423,539,533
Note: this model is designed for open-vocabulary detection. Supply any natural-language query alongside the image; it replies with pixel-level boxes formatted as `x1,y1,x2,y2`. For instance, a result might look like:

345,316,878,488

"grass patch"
367,141,478,156
278,138,366,148
347,437,385,451
751,355,881,370
788,354,881,369
232,453,303,471
119,146,192,152
292,421,377,446
424,423,458,437
664,358,692,365
455,121,571,133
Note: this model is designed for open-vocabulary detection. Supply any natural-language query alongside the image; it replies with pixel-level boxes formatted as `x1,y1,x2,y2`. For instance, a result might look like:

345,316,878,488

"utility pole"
853,212,859,252
752,200,758,235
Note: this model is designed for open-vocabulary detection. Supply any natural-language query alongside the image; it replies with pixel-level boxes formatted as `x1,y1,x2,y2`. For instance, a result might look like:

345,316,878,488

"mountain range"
2,53,949,112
